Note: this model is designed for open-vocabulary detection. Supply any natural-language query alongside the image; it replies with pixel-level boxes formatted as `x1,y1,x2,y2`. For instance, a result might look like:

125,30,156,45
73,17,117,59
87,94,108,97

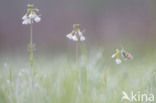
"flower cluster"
66,24,85,41
112,48,133,64
22,4,41,25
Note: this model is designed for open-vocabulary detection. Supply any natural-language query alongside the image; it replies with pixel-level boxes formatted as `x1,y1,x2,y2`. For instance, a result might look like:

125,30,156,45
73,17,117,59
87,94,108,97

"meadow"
0,46,156,103
0,0,156,102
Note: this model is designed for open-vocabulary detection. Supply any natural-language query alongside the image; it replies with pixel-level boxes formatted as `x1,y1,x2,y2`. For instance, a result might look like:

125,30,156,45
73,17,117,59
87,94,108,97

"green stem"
30,20,33,46
76,42,79,64
30,20,34,68
30,20,35,103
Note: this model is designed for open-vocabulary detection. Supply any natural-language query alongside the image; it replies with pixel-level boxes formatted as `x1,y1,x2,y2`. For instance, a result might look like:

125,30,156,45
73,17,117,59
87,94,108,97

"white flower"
112,54,116,58
78,31,83,36
116,59,122,64
26,19,31,24
22,15,27,20
66,33,73,39
22,21,26,24
29,13,36,19
66,24,86,42
22,19,31,25
80,36,85,41
72,35,78,41
34,16,41,23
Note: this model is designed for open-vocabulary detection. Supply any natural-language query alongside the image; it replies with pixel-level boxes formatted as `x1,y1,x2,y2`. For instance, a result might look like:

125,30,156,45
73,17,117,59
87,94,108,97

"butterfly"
121,48,133,60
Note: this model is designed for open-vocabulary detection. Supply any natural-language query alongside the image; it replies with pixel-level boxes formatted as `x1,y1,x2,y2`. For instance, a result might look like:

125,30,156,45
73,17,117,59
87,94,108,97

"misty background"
0,0,156,57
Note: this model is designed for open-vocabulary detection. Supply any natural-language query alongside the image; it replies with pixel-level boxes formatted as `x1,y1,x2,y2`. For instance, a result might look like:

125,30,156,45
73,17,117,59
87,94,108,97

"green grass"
0,48,156,103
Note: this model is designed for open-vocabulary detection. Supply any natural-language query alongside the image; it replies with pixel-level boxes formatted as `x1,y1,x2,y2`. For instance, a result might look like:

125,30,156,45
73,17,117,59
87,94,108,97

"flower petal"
29,13,36,19
72,35,78,41
34,16,41,23
22,15,27,20
66,33,73,39
112,54,116,58
116,59,122,64
80,36,85,41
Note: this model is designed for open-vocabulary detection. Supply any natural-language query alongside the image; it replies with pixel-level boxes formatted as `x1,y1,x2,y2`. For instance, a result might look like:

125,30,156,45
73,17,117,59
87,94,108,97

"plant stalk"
29,20,34,68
